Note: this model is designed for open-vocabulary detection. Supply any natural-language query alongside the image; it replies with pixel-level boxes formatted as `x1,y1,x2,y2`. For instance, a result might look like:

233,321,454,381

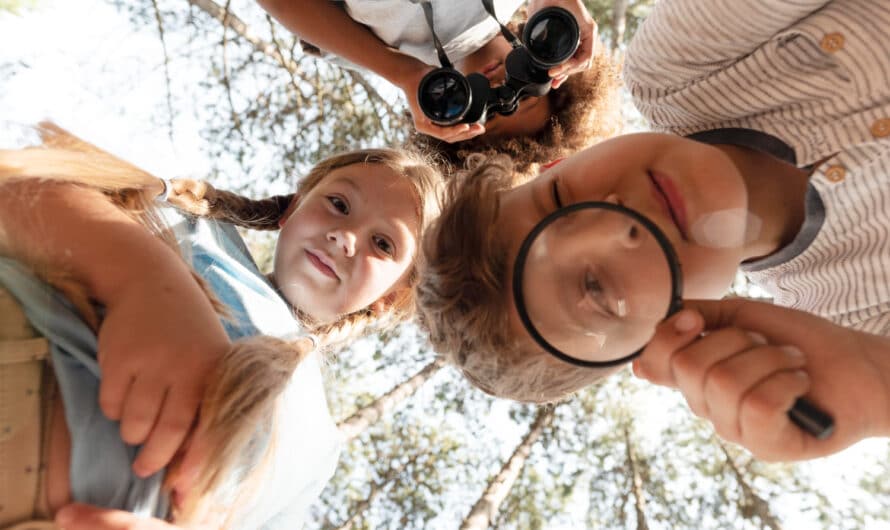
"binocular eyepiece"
418,6,580,126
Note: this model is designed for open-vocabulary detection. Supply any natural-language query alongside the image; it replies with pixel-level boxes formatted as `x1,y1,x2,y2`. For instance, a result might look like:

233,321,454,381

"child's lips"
648,171,689,241
482,60,503,81
305,250,339,280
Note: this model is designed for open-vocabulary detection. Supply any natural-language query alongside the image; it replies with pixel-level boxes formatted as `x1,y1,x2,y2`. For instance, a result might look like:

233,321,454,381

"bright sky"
0,0,209,179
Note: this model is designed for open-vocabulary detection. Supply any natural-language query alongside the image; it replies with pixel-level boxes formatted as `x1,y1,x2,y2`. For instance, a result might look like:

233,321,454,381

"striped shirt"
625,0,890,334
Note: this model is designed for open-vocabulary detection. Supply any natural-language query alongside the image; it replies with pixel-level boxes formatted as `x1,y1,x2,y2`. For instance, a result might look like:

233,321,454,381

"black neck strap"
421,0,522,69
480,0,521,47
421,1,453,68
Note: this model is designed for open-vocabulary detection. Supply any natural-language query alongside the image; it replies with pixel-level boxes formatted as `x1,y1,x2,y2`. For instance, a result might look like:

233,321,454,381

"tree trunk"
610,0,629,51
459,406,556,530
337,359,444,441
716,439,783,530
622,422,649,530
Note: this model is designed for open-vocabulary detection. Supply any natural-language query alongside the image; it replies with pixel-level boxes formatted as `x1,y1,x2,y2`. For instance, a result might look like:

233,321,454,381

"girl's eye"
327,196,349,214
373,235,395,257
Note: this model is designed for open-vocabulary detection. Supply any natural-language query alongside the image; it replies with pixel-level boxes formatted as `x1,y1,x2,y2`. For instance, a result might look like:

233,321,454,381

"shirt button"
871,118,890,138
820,32,845,53
824,165,846,183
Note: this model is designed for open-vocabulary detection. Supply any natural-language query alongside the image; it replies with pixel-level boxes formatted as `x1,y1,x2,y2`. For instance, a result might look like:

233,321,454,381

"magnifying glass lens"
517,204,678,365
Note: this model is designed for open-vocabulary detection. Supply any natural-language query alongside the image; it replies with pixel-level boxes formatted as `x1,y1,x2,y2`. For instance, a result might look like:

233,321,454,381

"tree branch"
150,0,175,141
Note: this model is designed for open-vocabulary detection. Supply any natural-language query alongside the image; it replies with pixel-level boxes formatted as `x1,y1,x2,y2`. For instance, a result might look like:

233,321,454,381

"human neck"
713,144,812,262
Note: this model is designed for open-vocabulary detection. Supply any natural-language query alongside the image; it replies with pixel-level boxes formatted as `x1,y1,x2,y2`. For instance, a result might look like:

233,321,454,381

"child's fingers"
633,309,703,386
702,345,807,441
119,378,167,446
668,328,768,417
98,367,131,421
737,369,811,461
56,502,180,530
132,387,200,478
168,423,211,499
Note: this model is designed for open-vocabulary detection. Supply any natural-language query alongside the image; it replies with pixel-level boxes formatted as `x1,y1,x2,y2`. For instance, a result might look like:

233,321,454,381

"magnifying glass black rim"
512,201,684,368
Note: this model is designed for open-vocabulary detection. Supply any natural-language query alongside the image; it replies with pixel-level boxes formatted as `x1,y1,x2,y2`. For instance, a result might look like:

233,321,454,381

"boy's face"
455,35,553,139
495,133,750,363
273,163,419,323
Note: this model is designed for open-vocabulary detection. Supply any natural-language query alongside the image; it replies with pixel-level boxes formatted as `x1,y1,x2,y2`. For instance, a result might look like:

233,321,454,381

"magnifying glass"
512,201,834,439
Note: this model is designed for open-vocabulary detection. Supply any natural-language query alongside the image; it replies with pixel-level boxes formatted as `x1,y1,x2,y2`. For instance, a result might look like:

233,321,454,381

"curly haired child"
259,0,622,179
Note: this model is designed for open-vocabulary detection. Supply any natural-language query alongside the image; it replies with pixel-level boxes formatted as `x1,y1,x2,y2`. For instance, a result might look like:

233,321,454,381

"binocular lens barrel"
418,69,472,124
523,7,580,67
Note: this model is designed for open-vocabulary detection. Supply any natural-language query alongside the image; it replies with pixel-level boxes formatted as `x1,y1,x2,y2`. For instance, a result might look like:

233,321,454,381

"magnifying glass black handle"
788,397,834,440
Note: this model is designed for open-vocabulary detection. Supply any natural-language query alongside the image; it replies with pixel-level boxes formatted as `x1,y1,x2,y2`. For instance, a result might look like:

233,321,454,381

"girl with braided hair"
0,123,442,529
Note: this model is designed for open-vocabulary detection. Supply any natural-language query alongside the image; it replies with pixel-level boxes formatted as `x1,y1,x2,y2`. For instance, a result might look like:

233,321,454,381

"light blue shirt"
0,206,342,528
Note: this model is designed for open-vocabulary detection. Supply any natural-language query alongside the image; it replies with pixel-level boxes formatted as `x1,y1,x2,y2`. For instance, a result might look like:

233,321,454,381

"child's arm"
0,180,231,477
625,0,832,92
257,0,485,143
634,298,890,461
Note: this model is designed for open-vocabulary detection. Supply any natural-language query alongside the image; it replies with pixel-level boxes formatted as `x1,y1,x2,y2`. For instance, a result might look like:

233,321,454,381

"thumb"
166,420,211,499
633,308,703,387
681,298,749,331
56,503,151,530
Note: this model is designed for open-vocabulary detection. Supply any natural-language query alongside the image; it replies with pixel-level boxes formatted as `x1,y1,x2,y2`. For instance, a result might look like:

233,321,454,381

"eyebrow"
329,175,362,193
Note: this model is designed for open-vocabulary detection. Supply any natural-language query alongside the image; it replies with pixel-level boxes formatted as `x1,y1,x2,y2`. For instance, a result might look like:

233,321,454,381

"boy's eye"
327,196,349,214
373,235,395,257
582,270,614,318
551,178,564,208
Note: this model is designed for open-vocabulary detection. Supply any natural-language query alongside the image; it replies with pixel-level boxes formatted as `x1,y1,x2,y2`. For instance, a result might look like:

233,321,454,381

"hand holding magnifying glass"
513,201,834,440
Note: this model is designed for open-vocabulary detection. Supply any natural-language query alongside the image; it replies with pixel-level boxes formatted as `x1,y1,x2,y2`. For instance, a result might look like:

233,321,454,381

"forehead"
321,162,421,228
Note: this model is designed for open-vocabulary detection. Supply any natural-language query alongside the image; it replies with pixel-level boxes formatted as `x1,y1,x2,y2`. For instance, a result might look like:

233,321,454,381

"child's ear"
278,193,302,228
369,289,406,315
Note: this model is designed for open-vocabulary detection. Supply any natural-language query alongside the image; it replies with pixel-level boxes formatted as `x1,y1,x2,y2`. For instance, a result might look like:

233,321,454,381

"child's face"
273,163,420,323
495,133,751,362
455,35,553,139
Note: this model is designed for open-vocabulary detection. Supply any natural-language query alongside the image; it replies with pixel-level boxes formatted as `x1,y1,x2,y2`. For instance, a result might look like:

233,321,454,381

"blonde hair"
0,123,442,525
416,156,613,404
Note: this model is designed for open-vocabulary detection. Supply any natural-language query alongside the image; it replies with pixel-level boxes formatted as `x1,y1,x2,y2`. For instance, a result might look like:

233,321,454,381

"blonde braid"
165,178,294,231
174,335,315,526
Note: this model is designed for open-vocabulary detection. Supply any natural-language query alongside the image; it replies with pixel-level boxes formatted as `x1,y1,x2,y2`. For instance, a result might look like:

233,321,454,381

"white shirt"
340,0,524,66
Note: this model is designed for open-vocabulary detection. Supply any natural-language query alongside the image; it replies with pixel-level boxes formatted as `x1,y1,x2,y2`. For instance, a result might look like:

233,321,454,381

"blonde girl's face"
272,163,421,323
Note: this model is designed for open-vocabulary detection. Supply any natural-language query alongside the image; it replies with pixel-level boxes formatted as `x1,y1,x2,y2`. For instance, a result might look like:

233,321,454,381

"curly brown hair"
405,49,621,180
415,155,620,403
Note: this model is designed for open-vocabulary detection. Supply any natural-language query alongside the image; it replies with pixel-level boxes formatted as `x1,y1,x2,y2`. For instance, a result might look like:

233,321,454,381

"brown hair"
0,123,442,525
416,155,617,404
405,49,622,180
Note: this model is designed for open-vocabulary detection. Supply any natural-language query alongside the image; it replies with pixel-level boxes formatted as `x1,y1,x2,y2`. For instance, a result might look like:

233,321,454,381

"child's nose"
328,229,356,257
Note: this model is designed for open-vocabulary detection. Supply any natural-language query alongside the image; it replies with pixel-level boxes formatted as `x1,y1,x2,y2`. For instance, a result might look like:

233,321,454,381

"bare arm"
0,180,230,477
258,0,421,85
0,180,199,309
258,0,485,142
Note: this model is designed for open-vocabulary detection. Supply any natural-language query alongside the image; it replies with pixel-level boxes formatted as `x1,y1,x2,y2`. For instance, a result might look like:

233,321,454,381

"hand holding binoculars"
417,4,580,126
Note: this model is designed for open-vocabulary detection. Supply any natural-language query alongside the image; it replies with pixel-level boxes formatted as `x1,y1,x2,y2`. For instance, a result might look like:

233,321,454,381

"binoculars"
417,6,580,126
